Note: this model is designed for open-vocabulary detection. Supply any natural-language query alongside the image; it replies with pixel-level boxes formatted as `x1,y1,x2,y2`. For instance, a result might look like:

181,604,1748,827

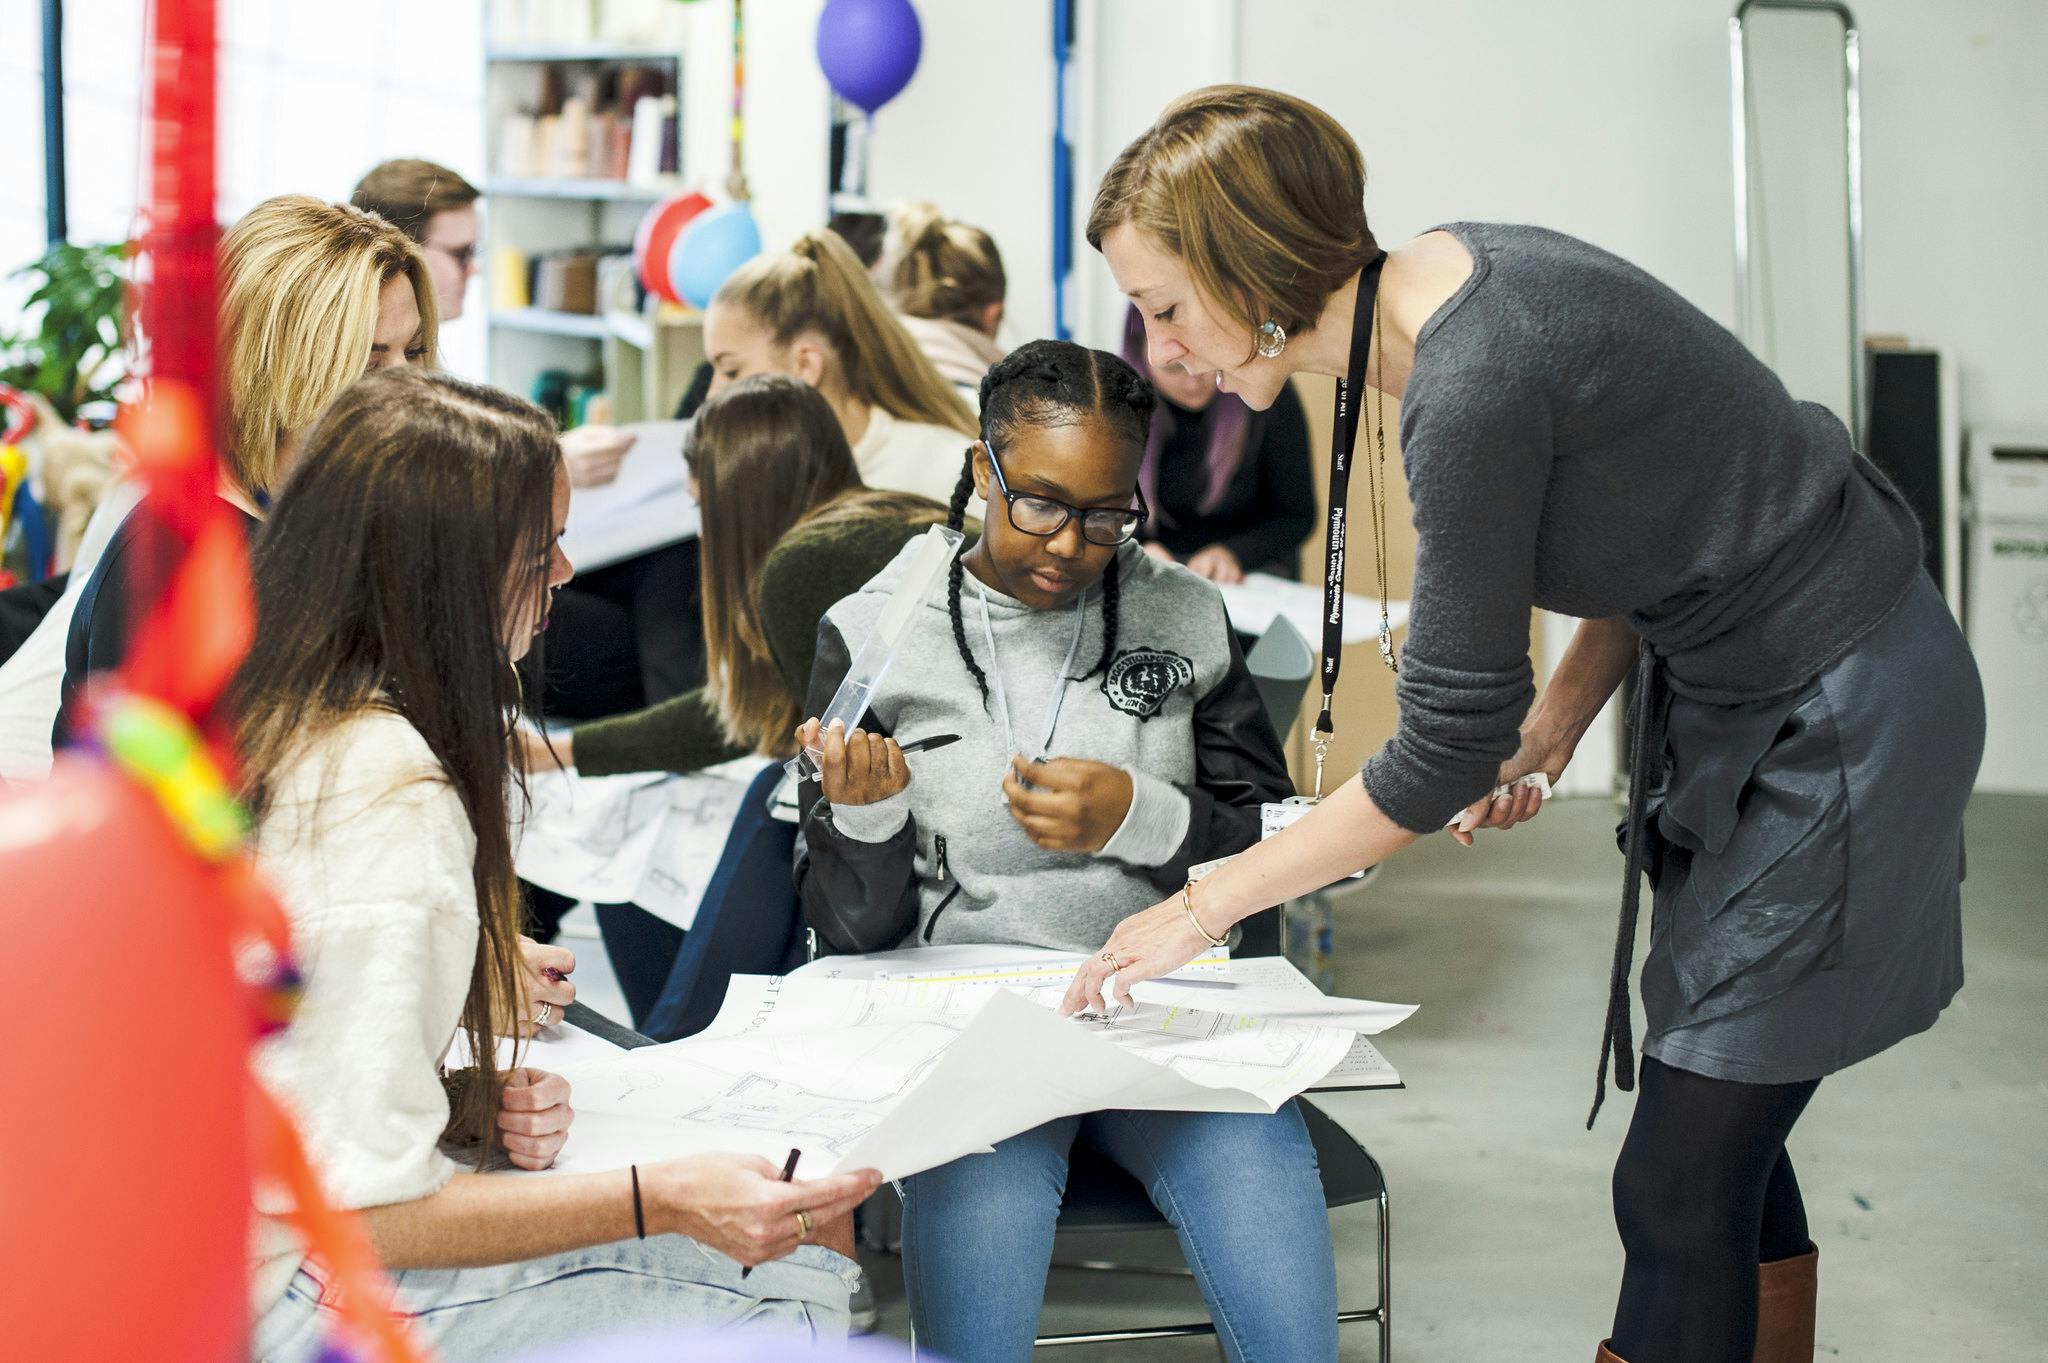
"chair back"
1235,613,1316,958
1244,613,1315,737
641,762,806,1040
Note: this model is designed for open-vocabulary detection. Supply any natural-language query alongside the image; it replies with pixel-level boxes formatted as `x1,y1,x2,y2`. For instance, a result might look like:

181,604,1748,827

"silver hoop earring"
1255,320,1287,359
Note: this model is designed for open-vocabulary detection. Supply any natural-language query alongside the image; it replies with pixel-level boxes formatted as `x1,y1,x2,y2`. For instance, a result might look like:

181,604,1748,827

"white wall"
6,1,2043,427
0,0,490,377
867,0,2047,435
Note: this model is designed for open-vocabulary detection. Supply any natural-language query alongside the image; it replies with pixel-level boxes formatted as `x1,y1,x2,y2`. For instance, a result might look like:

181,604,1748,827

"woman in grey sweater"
1068,86,1984,1363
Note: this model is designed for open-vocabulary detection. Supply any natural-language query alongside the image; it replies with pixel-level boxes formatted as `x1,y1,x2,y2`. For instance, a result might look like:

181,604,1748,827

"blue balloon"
815,0,923,115
670,202,764,310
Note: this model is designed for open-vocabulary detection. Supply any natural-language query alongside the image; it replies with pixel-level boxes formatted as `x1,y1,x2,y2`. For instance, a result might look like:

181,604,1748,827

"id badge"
1185,796,1371,883
1261,794,1366,879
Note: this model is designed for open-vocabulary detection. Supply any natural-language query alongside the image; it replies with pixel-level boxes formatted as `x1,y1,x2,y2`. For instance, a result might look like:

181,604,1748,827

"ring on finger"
795,1208,813,1240
533,1001,554,1027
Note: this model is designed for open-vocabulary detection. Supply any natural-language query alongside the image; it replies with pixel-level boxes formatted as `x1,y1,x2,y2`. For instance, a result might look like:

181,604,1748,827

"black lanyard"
1314,251,1390,748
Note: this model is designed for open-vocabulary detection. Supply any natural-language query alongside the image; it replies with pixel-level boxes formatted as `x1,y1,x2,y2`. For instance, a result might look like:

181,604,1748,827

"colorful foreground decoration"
0,1,425,1358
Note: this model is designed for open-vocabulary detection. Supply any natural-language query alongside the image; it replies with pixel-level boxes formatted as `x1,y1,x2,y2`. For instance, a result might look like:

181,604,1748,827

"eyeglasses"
985,443,1148,547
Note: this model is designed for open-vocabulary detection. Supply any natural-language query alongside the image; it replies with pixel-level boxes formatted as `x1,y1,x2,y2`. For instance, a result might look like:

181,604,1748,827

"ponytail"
717,230,977,437
885,202,1007,329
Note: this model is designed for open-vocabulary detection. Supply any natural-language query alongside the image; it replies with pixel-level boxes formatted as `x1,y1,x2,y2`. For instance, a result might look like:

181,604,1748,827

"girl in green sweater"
524,375,949,777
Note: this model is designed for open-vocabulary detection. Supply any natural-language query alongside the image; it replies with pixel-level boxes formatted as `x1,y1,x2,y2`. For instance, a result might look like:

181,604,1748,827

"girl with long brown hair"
242,367,876,1362
530,373,947,780
705,230,977,504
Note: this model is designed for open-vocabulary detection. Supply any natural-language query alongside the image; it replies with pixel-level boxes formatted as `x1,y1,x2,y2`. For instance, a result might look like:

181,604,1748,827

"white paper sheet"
550,975,993,1178
557,421,699,571
1316,1035,1403,1090
513,758,770,929
444,1015,629,1074
795,946,1415,1035
549,970,1378,1181
1216,571,1411,645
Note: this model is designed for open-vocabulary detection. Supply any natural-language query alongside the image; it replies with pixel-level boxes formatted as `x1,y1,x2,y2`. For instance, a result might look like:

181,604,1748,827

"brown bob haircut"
1087,85,1380,347
351,158,482,243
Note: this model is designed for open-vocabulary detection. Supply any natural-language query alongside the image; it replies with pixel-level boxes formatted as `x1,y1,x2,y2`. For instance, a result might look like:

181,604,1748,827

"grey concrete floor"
846,794,2048,1360
562,794,2045,1359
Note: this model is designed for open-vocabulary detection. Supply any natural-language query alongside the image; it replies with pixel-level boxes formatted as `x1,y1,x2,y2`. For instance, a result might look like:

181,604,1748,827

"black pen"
801,732,961,781
739,1146,804,1279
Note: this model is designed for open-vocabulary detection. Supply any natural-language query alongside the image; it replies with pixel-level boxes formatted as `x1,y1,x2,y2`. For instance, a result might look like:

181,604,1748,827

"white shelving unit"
481,10,705,422
487,177,674,202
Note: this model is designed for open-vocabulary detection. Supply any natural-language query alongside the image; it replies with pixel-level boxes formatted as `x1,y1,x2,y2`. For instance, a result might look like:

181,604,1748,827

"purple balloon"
815,0,924,114
502,1328,926,1363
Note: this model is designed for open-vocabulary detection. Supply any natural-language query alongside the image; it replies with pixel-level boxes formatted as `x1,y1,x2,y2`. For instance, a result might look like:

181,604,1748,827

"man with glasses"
351,158,632,497
352,158,482,323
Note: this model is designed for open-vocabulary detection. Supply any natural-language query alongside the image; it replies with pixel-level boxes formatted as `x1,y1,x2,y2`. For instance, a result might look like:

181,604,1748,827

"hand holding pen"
517,935,576,1035
794,720,958,805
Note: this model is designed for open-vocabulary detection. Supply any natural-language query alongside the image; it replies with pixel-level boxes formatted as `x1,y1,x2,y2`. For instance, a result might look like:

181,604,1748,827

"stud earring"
1255,319,1287,359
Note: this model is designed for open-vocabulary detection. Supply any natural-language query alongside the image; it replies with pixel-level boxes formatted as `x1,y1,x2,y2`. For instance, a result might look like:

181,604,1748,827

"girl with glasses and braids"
792,339,1333,1363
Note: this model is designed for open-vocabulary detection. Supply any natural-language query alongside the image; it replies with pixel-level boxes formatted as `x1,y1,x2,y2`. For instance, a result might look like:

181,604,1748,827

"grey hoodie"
794,538,1292,954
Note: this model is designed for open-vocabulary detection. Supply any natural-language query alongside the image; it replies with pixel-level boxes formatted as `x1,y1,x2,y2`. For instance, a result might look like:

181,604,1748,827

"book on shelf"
491,247,531,311
489,0,690,50
493,61,678,182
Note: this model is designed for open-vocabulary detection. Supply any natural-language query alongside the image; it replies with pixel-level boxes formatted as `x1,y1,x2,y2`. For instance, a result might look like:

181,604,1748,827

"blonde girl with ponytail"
882,201,1007,389
706,230,977,505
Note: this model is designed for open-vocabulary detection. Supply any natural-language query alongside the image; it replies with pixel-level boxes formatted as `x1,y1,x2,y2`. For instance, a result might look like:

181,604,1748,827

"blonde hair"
220,195,439,495
350,158,482,243
715,230,976,437
1086,85,1378,347
884,202,1006,327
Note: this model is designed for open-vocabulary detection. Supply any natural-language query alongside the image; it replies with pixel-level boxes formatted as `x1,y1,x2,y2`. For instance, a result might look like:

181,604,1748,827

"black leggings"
1609,1055,1819,1362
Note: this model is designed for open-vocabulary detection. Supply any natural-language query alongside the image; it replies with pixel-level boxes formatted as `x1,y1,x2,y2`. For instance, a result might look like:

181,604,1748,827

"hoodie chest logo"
1102,648,1195,720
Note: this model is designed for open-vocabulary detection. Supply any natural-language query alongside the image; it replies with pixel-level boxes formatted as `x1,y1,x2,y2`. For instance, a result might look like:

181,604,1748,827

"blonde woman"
705,230,977,505
1065,86,1982,1363
882,202,1007,388
53,195,434,747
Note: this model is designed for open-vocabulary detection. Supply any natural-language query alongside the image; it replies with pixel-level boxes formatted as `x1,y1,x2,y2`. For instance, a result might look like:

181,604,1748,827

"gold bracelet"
1181,882,1228,948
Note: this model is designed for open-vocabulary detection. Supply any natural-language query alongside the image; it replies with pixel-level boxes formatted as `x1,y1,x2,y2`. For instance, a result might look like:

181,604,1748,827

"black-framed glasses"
431,241,478,270
985,443,1149,546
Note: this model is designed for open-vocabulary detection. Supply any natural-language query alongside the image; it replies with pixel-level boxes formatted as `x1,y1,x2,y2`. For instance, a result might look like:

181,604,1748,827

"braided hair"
946,339,1156,707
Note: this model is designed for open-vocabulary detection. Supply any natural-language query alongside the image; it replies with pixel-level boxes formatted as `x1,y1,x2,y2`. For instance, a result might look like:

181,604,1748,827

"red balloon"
0,760,250,1360
634,192,714,305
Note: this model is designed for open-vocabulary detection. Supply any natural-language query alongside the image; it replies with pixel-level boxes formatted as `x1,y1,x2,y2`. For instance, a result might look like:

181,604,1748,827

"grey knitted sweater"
1363,221,1921,833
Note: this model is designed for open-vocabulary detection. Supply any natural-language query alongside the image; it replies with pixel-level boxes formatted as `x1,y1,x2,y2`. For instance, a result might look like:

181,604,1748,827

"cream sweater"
849,406,976,507
248,708,481,1312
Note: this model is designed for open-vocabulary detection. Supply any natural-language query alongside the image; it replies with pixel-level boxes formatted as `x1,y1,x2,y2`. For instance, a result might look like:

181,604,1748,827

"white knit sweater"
248,708,481,1312
849,406,977,508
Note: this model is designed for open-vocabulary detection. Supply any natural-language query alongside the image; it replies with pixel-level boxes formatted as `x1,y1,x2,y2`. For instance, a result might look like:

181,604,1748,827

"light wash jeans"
901,1103,1337,1363
250,1237,857,1362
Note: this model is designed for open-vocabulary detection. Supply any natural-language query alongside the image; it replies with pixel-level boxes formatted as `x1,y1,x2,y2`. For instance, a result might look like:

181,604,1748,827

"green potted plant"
0,241,128,425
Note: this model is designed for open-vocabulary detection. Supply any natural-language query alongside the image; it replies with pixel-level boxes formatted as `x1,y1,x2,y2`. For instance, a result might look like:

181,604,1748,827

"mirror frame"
1730,0,1867,447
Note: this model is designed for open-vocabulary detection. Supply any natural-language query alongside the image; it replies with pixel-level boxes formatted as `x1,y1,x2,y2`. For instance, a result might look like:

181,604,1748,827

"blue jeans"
902,1103,1337,1363
250,1238,856,1362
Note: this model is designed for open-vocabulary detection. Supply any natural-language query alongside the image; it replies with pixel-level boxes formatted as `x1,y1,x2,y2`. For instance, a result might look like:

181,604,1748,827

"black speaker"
1864,347,1948,593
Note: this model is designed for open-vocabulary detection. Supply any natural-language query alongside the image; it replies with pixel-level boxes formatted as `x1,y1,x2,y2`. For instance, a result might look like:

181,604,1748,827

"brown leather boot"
1596,1343,1628,1362
1753,1241,1819,1362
